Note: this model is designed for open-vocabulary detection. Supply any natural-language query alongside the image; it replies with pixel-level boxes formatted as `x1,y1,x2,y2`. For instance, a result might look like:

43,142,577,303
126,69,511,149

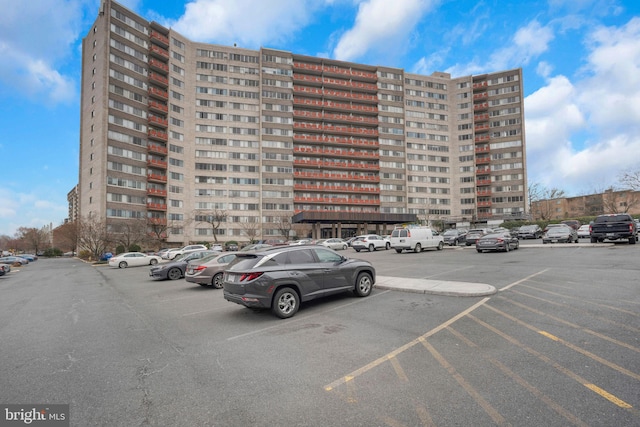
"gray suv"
223,245,376,318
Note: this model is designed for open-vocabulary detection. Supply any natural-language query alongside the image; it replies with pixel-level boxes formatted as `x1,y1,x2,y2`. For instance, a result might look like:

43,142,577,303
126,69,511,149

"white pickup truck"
390,226,444,253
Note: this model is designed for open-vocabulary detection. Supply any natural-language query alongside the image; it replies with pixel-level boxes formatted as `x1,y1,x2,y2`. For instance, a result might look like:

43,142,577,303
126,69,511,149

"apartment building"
78,0,528,245
531,189,640,220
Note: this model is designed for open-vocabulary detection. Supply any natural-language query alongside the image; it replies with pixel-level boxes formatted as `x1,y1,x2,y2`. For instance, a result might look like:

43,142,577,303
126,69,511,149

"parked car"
542,225,579,244
149,250,218,280
346,236,362,247
317,238,348,251
351,234,389,252
289,239,314,246
0,263,11,274
589,213,638,244
225,243,239,251
223,245,376,319
109,252,162,268
577,224,591,239
517,224,543,239
390,227,444,253
0,264,6,276
442,229,467,246
561,220,582,230
476,231,520,253
160,248,181,259
165,244,209,260
18,253,38,261
465,229,491,246
0,256,29,266
240,243,272,252
185,252,238,288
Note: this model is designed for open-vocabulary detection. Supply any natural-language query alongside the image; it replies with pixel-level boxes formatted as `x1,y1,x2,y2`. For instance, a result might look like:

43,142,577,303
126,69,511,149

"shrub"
128,244,141,252
116,245,126,254
43,248,64,257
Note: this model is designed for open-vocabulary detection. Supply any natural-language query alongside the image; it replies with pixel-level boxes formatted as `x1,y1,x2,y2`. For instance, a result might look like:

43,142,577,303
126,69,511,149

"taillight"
240,272,264,281
194,265,207,272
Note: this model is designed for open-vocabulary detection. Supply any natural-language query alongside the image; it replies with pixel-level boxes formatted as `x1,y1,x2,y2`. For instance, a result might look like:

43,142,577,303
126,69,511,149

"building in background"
531,189,640,220
77,0,528,246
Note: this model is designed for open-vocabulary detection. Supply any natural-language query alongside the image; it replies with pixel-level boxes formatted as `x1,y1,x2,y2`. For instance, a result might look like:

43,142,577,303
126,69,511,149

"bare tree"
239,219,260,244
53,221,79,253
15,226,50,254
528,183,566,220
111,218,149,251
195,209,227,243
618,169,640,191
602,189,640,214
77,216,111,260
273,215,293,240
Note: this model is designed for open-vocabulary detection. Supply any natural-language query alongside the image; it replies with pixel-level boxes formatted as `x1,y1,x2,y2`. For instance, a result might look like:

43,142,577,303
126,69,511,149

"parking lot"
1,240,639,426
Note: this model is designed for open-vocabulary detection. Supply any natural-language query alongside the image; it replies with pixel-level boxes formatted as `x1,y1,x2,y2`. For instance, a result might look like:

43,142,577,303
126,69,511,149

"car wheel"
271,287,299,319
368,244,374,252
385,242,390,250
437,241,444,251
198,283,208,287
476,249,482,253
118,261,127,268
414,243,422,253
395,249,402,253
342,244,347,250
504,243,510,252
452,239,458,246
355,249,361,252
590,237,597,243
354,272,373,297
514,241,519,250
211,272,224,289
167,267,182,280
149,258,158,265
629,236,637,245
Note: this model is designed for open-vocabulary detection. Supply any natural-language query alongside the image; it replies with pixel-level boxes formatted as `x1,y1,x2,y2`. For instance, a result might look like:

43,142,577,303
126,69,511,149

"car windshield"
443,230,458,236
547,228,569,235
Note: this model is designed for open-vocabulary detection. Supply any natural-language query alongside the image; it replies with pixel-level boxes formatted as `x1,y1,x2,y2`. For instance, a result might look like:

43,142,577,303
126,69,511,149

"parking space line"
323,298,490,391
389,355,408,382
468,313,637,413
421,339,507,426
498,268,548,292
497,295,640,354
447,326,589,427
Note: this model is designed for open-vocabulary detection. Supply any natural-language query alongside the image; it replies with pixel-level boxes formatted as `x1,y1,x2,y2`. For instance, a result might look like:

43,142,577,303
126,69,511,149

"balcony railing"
293,62,377,80
148,129,168,141
147,202,167,211
147,158,168,168
293,134,378,147
293,86,378,102
149,45,169,60
473,81,488,89
293,98,378,113
149,72,168,87
473,102,489,111
476,179,491,186
147,143,168,155
293,122,378,136
477,201,492,207
294,184,380,194
147,173,167,183
473,92,488,100
148,115,168,128
150,30,169,47
293,196,380,205
148,100,168,113
149,87,168,100
475,135,490,142
147,188,167,197
474,123,490,131
149,58,169,73
474,113,490,121
294,171,380,182
475,157,490,164
474,145,490,153
293,146,378,159
293,110,378,125
293,159,379,170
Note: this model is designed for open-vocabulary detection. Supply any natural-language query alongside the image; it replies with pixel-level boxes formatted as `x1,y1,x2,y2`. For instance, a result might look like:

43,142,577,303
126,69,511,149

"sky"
1,0,639,237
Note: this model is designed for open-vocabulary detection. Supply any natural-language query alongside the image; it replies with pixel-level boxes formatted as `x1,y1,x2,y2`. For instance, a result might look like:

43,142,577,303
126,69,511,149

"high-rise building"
78,0,528,245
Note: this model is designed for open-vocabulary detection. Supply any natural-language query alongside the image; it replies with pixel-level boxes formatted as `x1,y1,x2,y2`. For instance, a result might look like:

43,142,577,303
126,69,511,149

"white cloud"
0,0,86,103
524,17,640,194
332,0,435,62
165,0,321,47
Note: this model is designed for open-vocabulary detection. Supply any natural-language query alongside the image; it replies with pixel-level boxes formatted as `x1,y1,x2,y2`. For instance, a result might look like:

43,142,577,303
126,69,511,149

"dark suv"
223,245,376,318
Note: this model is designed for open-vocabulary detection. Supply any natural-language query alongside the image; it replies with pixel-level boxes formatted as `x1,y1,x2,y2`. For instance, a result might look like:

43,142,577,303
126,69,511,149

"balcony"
147,173,167,183
475,145,490,153
293,110,378,125
474,123,490,132
149,58,169,73
149,45,169,60
473,81,488,90
147,188,167,197
147,158,168,169
293,62,377,80
149,72,168,87
150,30,169,48
148,129,168,141
293,158,379,170
476,189,491,197
147,202,167,211
475,157,490,165
148,100,168,114
293,122,379,136
475,134,490,142
293,98,378,114
473,102,489,111
476,166,491,174
477,201,492,207
147,217,167,225
293,86,378,103
294,171,379,182
474,113,489,122
476,178,491,186
293,146,378,159
149,87,168,100
293,133,379,148
473,92,488,100
147,143,168,155
148,115,168,128
293,196,380,206
294,183,380,194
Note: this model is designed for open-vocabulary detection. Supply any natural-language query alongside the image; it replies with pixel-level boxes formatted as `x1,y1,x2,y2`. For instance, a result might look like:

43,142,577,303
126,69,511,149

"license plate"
607,233,615,237
226,273,236,283
551,239,558,243
186,267,193,274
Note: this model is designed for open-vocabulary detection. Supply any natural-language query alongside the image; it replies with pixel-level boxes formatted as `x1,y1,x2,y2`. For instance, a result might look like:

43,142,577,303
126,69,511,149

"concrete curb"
375,275,497,297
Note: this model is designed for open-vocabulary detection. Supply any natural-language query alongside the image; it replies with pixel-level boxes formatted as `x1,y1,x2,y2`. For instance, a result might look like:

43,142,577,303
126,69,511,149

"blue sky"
1,0,639,237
